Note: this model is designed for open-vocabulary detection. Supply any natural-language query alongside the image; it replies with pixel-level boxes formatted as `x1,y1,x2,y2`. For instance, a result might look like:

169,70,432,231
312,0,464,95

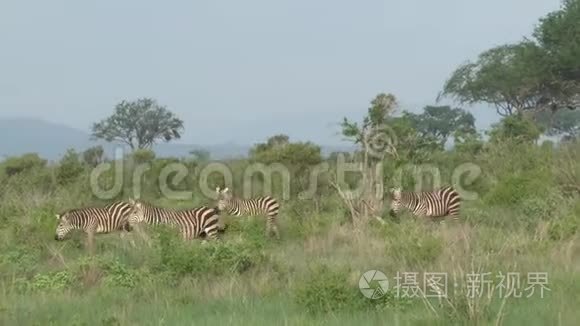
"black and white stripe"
54,201,132,241
215,187,280,238
389,186,461,221
127,199,220,241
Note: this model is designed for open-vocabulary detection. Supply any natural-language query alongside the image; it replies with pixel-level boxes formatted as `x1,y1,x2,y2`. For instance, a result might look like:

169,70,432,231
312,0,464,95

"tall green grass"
0,142,579,325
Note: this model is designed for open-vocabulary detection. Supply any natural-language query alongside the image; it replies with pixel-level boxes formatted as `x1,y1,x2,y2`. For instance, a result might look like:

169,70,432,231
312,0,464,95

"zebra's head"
216,187,233,211
54,211,73,241
388,187,402,215
127,199,146,225
389,187,402,198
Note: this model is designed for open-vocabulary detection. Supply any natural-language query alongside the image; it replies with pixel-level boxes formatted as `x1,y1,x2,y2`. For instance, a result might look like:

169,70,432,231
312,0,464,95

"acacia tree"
439,41,551,117
533,0,580,111
402,105,476,150
535,109,580,140
92,98,184,150
440,0,580,120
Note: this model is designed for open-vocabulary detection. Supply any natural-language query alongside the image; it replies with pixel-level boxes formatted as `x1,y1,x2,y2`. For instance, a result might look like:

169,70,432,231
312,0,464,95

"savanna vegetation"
1,2,579,325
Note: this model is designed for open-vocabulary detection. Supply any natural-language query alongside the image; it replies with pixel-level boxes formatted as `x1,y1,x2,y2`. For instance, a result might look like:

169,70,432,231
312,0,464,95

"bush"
82,145,105,167
379,220,444,268
519,189,563,220
1,153,47,176
27,271,74,292
152,225,265,277
484,170,553,206
548,213,579,241
56,149,85,185
294,265,411,315
132,149,156,164
488,115,542,144
101,259,143,289
294,265,359,314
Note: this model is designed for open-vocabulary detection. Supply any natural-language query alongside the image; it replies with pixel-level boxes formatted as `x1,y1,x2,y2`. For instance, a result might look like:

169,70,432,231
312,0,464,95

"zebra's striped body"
216,187,280,238
389,186,461,221
54,201,133,241
127,199,220,241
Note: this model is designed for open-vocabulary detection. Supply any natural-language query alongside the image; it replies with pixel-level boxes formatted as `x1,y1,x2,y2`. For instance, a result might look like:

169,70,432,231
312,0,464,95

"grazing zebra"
126,199,220,241
388,186,461,222
215,187,280,238
54,201,133,253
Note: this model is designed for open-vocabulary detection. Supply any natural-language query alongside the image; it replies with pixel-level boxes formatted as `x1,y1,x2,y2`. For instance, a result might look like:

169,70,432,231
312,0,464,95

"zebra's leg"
86,229,95,256
119,229,137,248
120,230,136,248
205,228,219,242
270,215,280,240
181,229,190,242
265,215,278,239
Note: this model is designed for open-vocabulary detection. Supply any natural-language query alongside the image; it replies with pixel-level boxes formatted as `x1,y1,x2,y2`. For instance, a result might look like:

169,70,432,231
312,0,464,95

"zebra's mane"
136,200,211,213
58,205,104,216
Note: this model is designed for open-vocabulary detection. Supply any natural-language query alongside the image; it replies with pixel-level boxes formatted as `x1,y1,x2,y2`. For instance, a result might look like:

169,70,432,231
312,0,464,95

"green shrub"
380,220,443,268
548,213,579,241
132,149,156,164
152,225,265,277
221,217,268,249
294,265,410,315
28,271,74,292
101,259,142,289
0,245,40,274
294,265,359,314
484,170,553,206
520,189,563,220
56,149,85,185
2,153,47,176
82,145,105,167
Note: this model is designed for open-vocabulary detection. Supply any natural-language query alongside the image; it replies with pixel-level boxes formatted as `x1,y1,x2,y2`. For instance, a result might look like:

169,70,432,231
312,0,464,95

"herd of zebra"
54,185,461,251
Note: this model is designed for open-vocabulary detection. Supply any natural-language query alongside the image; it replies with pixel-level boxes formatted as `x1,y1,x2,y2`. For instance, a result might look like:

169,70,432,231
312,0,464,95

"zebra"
215,187,280,239
126,199,220,241
388,186,461,222
54,201,133,253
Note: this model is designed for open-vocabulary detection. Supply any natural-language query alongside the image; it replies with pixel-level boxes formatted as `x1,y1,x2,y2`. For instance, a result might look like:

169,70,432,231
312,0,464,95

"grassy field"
0,141,579,325
0,201,579,325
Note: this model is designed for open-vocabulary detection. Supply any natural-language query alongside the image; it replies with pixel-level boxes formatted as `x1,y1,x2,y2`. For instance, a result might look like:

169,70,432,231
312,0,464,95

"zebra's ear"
55,214,60,220
223,187,229,193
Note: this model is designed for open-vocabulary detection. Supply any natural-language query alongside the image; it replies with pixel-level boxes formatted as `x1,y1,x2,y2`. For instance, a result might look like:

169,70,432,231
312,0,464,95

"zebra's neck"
401,193,418,208
70,214,88,229
225,199,242,216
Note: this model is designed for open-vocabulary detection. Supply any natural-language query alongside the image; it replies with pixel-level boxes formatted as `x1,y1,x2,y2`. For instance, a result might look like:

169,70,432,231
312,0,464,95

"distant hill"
0,118,356,162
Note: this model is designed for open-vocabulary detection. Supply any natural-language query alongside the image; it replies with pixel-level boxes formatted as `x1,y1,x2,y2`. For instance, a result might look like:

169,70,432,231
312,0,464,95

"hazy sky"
0,0,562,146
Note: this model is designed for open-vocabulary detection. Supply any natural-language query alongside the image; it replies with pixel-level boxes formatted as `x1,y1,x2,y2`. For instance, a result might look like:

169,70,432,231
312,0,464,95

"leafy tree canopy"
402,105,476,149
92,98,184,150
441,0,580,117
440,42,550,116
250,134,322,167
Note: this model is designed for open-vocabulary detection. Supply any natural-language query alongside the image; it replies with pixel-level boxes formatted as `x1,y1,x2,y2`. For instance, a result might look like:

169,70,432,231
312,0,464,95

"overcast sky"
0,0,562,145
